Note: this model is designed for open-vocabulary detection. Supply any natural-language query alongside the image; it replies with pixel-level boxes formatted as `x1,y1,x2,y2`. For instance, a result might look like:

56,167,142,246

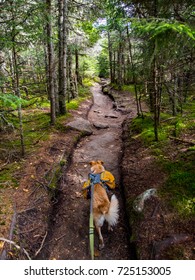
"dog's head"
89,160,105,174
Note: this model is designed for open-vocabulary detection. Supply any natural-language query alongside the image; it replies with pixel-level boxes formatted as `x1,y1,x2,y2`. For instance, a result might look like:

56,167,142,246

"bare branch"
0,238,31,260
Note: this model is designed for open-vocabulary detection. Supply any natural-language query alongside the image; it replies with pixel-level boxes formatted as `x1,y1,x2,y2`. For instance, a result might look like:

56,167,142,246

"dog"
89,160,119,250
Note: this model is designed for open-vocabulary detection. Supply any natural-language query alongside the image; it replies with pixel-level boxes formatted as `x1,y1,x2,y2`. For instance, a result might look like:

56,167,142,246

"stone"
66,118,93,135
93,122,109,129
133,188,157,213
104,113,118,118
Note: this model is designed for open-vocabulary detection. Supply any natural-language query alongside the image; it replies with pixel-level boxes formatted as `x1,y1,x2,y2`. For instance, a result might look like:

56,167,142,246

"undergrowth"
129,97,195,218
0,83,92,189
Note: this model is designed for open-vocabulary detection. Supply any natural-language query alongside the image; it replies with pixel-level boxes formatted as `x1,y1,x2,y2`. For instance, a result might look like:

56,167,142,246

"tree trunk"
113,51,116,82
117,32,123,89
12,45,25,156
58,0,67,115
108,30,114,83
10,0,25,156
126,25,140,116
58,0,63,111
153,39,161,141
46,0,56,124
75,48,82,85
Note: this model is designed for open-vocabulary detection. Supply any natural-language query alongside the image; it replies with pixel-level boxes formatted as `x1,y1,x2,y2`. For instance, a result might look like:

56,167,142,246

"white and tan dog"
89,160,119,250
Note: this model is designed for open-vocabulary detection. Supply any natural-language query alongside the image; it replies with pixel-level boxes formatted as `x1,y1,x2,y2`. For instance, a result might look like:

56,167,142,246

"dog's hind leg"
96,225,104,250
94,215,105,250
108,224,113,232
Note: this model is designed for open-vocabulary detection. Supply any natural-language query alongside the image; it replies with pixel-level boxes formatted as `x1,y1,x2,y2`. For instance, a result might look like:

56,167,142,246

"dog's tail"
105,195,119,226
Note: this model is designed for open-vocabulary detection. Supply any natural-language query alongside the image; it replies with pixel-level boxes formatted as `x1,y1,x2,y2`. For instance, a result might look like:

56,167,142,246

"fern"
131,19,195,42
0,93,28,110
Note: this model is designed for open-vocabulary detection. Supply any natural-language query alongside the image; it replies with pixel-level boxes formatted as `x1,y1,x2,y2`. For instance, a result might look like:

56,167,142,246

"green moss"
66,99,80,110
130,114,153,133
122,84,135,92
78,85,91,97
0,162,21,188
151,148,163,157
82,77,94,87
160,159,195,217
60,160,67,166
130,114,163,144
93,76,101,83
128,96,195,219
46,166,62,190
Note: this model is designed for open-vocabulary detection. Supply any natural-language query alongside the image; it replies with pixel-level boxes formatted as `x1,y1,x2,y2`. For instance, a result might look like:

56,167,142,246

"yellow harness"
82,170,116,199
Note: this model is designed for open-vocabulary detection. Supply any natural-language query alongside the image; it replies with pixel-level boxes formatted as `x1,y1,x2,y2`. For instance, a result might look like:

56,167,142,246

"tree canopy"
0,0,194,148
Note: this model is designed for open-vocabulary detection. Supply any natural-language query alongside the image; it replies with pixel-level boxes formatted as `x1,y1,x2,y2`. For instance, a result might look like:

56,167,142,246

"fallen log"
169,136,195,146
152,234,193,259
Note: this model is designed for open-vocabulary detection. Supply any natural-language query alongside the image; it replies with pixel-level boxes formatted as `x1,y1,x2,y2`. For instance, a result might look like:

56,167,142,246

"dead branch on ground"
0,238,31,260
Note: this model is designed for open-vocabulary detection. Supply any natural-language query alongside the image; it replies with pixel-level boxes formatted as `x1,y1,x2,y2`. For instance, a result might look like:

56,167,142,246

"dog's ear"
89,161,96,166
97,160,104,165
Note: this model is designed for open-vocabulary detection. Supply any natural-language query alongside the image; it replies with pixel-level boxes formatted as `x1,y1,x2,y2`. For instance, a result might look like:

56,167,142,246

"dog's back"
93,184,110,215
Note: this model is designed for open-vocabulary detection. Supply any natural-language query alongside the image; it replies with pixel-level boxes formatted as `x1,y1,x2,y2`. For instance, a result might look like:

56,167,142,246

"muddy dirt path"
40,84,132,260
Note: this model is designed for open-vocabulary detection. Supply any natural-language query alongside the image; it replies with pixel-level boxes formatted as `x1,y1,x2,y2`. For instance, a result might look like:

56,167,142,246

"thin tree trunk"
108,30,114,83
113,51,116,82
46,0,56,124
58,0,65,112
74,74,78,97
153,39,159,141
10,1,25,156
173,75,178,116
67,48,76,99
126,25,140,116
75,48,82,85
117,32,123,89
12,45,25,156
59,0,68,114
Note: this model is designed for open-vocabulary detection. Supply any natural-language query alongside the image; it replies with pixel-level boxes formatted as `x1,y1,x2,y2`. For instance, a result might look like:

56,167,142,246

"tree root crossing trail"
41,83,132,260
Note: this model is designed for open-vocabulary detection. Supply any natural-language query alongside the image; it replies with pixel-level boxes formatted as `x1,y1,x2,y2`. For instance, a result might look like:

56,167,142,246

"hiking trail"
39,83,133,260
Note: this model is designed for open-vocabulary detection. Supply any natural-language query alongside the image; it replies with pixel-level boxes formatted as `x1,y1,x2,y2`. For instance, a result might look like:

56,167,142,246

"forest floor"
0,81,194,260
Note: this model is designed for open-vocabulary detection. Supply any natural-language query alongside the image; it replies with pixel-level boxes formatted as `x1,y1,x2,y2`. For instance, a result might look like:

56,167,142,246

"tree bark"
46,0,56,124
117,32,123,89
75,48,82,85
126,25,140,116
58,0,65,114
10,1,25,156
108,30,114,83
58,0,68,114
12,45,25,156
153,38,161,141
